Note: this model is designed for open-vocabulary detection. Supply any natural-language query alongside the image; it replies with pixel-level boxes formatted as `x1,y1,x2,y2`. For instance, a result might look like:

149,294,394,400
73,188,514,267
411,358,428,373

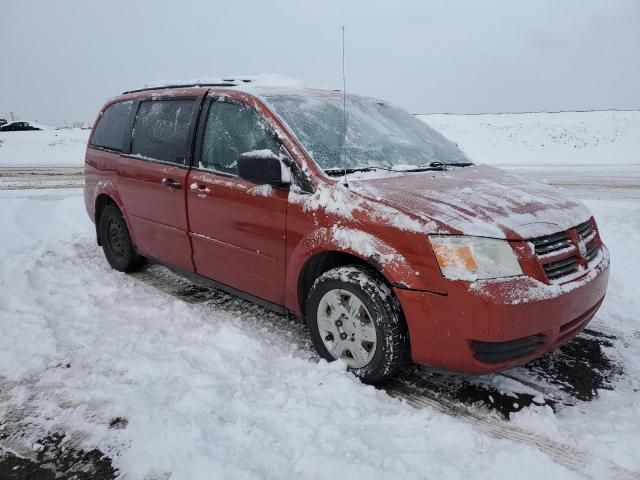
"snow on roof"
124,74,364,101
130,74,307,94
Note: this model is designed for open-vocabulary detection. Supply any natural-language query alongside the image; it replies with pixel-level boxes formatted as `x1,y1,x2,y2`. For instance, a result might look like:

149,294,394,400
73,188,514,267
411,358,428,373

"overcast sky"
1,0,639,126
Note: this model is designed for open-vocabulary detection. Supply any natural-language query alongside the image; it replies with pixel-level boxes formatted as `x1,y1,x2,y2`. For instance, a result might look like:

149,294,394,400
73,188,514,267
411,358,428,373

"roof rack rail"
122,82,238,95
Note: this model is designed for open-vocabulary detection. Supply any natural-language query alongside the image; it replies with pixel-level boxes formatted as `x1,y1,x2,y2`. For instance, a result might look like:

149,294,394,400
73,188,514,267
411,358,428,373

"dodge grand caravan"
84,81,610,383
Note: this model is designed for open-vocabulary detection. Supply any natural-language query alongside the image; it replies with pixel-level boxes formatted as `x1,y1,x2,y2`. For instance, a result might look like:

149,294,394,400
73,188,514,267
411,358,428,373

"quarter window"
91,100,133,152
131,100,196,165
200,101,280,174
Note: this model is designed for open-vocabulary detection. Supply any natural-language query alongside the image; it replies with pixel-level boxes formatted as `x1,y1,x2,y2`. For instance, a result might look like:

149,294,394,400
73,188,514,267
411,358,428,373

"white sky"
1,0,639,126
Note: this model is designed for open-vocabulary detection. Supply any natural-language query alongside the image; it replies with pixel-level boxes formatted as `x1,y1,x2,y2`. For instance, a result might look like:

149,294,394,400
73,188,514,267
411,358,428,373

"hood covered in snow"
351,164,591,239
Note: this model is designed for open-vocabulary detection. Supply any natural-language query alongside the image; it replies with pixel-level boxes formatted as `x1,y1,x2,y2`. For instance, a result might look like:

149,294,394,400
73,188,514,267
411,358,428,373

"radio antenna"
340,26,349,187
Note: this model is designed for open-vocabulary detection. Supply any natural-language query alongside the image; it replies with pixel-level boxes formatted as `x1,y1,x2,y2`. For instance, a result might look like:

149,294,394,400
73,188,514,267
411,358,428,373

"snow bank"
420,110,640,166
0,128,89,167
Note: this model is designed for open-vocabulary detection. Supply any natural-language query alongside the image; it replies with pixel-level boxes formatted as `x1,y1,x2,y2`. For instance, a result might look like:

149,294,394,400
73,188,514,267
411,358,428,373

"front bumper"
395,246,610,373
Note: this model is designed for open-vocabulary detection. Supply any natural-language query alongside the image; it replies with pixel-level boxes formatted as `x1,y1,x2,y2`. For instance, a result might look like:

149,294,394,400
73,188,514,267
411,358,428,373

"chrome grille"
577,219,599,263
543,256,580,280
531,218,602,282
584,242,599,262
531,231,571,256
576,220,594,240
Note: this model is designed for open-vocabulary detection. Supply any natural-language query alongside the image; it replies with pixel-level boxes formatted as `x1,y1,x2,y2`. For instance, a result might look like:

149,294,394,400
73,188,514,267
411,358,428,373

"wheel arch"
94,194,117,245
290,226,421,316
92,179,128,246
297,250,389,315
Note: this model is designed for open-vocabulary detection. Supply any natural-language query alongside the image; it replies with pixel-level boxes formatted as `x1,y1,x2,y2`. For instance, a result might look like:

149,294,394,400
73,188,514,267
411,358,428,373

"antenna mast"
340,26,349,187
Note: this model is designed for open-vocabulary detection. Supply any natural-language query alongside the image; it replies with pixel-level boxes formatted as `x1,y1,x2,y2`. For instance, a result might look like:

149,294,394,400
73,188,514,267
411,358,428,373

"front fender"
284,225,435,315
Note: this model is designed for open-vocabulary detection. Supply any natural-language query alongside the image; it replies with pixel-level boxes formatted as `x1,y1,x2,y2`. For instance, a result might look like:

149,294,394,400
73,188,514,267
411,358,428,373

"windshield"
265,93,471,171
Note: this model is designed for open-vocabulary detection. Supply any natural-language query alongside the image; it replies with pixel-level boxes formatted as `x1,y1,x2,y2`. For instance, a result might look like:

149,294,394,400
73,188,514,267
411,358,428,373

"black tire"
98,204,146,272
306,265,409,383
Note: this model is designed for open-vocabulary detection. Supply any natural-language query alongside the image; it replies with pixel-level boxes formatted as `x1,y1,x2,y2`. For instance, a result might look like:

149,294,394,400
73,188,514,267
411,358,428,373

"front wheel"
306,265,409,383
98,204,146,272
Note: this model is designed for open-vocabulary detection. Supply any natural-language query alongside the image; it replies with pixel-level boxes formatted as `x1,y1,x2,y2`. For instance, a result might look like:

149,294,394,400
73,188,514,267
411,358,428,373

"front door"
117,97,199,271
186,98,288,305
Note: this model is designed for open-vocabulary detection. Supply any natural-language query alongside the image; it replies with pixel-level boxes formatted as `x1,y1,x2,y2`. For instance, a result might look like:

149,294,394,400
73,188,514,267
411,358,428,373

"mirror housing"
237,150,290,186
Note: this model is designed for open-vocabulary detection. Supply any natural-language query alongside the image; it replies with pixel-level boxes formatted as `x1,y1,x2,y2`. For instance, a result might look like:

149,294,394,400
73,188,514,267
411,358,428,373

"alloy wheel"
316,288,377,368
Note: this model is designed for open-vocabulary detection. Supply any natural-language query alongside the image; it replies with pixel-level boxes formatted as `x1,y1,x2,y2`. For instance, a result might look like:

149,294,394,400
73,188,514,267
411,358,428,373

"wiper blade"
325,165,444,175
391,161,474,172
383,162,447,172
324,161,473,176
324,167,375,176
443,162,474,167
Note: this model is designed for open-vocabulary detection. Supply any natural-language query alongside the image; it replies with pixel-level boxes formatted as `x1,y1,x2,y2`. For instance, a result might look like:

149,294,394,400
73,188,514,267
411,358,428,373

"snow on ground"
583,199,640,333
0,191,585,479
420,110,640,166
509,196,640,471
1,111,640,478
0,128,90,167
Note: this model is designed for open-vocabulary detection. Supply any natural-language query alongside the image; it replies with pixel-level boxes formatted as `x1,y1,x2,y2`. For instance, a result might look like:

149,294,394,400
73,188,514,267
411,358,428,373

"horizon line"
415,108,640,116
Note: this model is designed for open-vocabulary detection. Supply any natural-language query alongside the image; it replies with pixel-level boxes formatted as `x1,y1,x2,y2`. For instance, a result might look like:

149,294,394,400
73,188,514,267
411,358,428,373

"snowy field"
1,112,639,479
421,110,640,167
0,127,90,167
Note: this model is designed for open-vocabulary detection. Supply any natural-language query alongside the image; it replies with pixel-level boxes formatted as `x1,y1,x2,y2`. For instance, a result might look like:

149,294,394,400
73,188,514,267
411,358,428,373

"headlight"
429,235,523,281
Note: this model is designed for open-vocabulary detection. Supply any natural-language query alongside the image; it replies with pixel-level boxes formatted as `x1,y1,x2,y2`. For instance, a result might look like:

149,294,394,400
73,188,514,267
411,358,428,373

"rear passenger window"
131,100,196,165
91,101,133,151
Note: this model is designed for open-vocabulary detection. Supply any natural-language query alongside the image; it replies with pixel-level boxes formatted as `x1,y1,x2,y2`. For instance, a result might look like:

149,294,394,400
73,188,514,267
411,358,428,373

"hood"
351,164,591,239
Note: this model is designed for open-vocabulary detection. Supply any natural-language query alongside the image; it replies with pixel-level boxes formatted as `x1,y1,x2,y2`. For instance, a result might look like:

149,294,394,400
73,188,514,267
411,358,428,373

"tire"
306,265,409,383
98,204,146,272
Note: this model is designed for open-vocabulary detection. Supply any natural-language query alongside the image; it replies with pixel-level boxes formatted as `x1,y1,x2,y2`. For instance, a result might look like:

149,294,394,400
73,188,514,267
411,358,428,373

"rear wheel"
98,204,145,272
306,265,409,383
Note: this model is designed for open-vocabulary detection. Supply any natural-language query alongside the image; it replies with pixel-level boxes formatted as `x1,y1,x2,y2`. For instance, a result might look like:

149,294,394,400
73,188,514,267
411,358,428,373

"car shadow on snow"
0,432,117,480
382,329,624,419
523,329,623,402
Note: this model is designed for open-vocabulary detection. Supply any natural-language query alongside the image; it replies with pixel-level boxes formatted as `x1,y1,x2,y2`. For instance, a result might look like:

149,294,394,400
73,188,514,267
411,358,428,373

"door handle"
189,183,211,194
162,178,182,189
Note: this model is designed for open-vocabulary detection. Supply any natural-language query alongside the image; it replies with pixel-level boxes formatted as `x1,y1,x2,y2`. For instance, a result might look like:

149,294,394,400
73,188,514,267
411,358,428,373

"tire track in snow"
589,323,640,341
129,263,640,480
0,167,83,190
384,381,640,480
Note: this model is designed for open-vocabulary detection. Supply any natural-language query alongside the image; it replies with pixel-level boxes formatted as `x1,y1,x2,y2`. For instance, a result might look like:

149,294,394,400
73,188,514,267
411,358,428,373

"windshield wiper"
324,165,444,176
374,162,449,172
391,161,473,172
324,161,473,176
324,167,376,176
390,162,447,172
443,162,474,167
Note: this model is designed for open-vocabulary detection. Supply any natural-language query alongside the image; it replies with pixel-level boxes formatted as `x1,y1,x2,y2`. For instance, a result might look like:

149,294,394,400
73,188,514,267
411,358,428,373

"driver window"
200,101,280,175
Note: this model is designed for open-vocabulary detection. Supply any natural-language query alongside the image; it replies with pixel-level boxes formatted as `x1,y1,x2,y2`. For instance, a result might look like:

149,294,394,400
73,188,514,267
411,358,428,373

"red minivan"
85,81,609,383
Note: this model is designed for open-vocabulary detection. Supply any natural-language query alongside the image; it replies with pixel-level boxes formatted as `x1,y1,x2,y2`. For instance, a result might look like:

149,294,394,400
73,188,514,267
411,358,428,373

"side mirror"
237,150,290,186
